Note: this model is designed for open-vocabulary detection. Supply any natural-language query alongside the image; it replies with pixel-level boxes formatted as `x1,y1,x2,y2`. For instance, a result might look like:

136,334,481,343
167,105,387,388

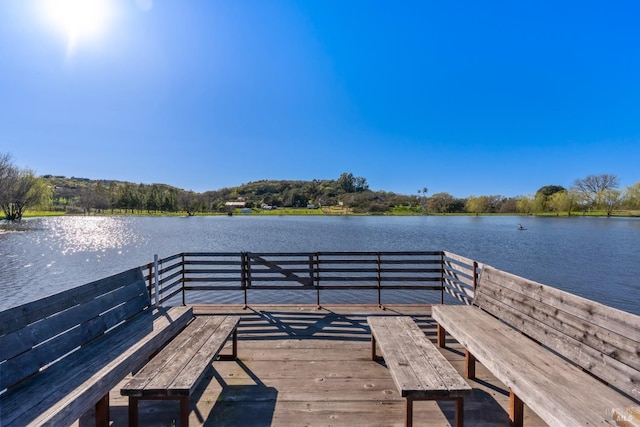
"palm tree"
418,187,428,214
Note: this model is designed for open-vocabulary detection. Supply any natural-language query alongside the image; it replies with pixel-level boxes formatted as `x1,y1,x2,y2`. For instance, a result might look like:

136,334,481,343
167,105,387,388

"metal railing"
142,251,482,307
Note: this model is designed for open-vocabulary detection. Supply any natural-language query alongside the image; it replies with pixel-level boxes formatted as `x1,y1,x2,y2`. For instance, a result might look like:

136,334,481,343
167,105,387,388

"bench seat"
432,265,640,426
2,305,192,426
368,316,471,427
433,305,637,426
121,315,241,427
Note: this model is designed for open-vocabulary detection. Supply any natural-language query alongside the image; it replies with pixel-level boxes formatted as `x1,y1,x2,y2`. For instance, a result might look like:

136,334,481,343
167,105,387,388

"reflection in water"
0,217,148,307
45,216,140,254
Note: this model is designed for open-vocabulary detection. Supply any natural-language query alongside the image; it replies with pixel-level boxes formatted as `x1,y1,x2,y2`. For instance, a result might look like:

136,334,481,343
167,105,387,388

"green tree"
536,185,566,197
108,182,119,213
465,196,486,215
534,185,566,212
623,182,640,209
517,196,533,215
337,172,368,193
547,191,570,215
602,189,622,216
532,193,546,214
0,155,51,221
337,172,356,193
427,192,454,213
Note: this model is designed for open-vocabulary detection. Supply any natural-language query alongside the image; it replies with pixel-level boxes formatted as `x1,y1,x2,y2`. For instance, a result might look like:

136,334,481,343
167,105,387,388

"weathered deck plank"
76,305,546,426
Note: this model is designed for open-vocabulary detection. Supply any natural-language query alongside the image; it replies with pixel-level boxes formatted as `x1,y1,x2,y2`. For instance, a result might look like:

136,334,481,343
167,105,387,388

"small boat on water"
518,224,526,230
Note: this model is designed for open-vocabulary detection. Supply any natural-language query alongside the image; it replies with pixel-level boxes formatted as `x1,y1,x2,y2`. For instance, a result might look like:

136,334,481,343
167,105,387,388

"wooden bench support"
510,390,524,427
405,397,464,427
128,395,190,427
437,323,446,347
95,393,110,427
465,350,476,380
122,315,240,427
368,316,471,427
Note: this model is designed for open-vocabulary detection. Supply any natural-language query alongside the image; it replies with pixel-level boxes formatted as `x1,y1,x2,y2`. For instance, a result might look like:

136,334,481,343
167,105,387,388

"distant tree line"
39,172,636,217
515,174,639,216
2,152,639,219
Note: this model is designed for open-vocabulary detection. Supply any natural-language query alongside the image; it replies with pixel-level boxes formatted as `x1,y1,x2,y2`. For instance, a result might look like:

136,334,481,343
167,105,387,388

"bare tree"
572,174,619,210
0,153,14,197
180,190,199,216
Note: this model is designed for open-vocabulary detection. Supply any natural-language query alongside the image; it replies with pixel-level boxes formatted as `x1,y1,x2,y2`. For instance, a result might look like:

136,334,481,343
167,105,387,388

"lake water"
1,215,639,314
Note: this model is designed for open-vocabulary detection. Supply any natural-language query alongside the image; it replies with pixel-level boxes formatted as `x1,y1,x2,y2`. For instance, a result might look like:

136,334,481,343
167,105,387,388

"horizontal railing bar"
183,269,243,274
183,277,242,283
317,285,442,290
316,251,444,256
183,260,243,266
247,268,314,274
158,264,182,275
158,287,183,304
183,285,244,291
313,268,442,273
182,252,241,257
159,271,182,285
159,279,182,294
157,253,183,264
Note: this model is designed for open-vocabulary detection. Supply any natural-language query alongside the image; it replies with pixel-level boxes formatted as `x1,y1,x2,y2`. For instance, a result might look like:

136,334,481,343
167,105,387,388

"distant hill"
42,173,427,215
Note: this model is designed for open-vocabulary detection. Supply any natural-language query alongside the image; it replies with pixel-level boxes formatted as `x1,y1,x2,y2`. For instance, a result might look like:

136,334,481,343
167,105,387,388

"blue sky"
1,1,639,198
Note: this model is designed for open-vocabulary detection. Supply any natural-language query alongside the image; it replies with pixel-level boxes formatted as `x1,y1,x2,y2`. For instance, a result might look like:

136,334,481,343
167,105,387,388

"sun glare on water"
42,0,112,53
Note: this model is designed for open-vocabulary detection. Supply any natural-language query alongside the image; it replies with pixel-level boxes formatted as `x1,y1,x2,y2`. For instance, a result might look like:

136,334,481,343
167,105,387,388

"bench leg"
465,350,476,379
455,397,464,427
437,323,446,347
232,327,238,359
128,396,139,427
371,334,377,360
510,390,524,427
405,398,413,427
95,393,110,427
180,395,190,427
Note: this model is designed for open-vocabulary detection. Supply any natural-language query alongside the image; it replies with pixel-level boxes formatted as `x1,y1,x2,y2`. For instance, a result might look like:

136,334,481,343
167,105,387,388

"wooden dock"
76,305,547,427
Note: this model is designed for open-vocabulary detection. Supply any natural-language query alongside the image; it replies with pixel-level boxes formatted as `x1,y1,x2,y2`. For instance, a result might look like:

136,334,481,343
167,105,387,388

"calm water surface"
1,215,638,314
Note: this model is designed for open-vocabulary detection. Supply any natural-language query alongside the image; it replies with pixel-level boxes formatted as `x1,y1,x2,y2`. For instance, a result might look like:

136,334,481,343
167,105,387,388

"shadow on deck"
79,305,547,427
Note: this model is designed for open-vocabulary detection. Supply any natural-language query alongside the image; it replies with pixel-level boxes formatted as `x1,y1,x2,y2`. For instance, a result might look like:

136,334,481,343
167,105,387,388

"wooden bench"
121,314,241,427
0,267,193,427
368,316,472,427
432,265,640,427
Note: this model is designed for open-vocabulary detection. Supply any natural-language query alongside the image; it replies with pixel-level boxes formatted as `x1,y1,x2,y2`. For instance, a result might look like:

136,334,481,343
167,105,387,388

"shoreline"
5,209,640,221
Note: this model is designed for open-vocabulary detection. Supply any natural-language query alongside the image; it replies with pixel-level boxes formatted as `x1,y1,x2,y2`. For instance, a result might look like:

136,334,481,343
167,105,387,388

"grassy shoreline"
8,208,640,220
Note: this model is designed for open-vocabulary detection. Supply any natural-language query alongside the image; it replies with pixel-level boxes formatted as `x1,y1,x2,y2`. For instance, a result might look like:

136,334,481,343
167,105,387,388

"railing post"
243,252,250,309
440,252,445,305
315,253,321,309
153,254,160,306
146,262,153,299
377,252,382,309
241,252,246,308
181,253,186,306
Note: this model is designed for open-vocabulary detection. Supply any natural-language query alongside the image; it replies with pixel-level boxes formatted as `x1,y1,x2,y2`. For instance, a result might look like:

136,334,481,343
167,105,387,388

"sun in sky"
41,0,112,54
